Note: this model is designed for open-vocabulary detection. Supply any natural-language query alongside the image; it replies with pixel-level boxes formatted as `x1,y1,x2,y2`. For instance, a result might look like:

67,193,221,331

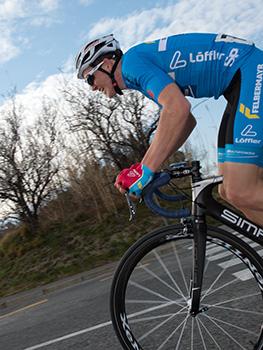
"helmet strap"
98,51,123,95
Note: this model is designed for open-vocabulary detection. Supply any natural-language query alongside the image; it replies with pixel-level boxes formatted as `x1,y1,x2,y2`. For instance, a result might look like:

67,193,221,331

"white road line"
206,246,225,255
219,257,243,269
219,249,263,269
207,250,232,261
24,301,177,349
23,320,113,350
206,241,258,257
233,270,253,281
257,248,263,257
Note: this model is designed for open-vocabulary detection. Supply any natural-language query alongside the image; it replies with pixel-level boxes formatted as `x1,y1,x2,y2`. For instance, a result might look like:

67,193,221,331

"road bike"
110,161,263,350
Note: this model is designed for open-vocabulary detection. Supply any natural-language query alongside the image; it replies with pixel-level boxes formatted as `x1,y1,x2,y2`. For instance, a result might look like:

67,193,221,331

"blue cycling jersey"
121,33,263,168
122,33,254,103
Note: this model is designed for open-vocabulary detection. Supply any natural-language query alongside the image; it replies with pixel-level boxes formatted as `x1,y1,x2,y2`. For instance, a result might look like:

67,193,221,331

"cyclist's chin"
105,89,116,98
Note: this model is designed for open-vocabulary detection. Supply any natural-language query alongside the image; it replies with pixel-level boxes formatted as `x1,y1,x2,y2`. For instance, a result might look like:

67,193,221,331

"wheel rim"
115,234,263,350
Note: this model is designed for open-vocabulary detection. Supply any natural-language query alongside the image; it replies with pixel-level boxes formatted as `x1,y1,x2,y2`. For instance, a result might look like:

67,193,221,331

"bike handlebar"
143,171,191,219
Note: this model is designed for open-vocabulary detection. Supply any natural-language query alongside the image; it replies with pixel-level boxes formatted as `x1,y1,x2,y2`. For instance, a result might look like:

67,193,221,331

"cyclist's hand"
115,163,154,197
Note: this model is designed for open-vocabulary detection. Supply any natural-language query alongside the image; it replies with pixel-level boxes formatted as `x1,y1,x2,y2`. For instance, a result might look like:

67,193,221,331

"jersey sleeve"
122,53,175,104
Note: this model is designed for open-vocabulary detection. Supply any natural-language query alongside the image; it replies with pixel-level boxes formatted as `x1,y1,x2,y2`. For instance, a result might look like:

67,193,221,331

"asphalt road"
0,228,262,350
0,264,122,350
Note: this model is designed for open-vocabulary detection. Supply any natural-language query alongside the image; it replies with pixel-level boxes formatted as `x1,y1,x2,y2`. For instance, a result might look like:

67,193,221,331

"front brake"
124,192,137,221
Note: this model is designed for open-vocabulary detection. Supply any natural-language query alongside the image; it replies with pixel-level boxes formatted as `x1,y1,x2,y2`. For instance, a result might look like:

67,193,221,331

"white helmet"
75,34,121,79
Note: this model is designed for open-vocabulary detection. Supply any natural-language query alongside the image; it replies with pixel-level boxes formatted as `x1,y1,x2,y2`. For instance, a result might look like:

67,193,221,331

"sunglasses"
85,61,104,86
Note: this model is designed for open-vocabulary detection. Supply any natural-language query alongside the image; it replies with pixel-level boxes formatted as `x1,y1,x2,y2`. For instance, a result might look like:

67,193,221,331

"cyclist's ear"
102,57,114,70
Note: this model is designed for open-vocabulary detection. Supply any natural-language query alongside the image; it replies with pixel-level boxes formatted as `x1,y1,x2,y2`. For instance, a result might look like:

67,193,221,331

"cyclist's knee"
220,163,262,210
218,184,227,201
218,183,244,209
223,185,253,210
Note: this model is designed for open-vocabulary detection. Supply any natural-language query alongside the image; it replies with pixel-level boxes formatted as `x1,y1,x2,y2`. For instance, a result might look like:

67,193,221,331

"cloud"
29,15,60,27
0,72,74,126
0,29,20,63
39,0,59,12
9,0,263,108
4,0,263,124
0,0,60,64
15,0,261,169
61,54,75,74
88,0,263,50
0,0,25,20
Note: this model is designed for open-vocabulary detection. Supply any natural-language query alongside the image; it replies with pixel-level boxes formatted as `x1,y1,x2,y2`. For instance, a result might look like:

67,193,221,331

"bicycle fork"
189,214,208,316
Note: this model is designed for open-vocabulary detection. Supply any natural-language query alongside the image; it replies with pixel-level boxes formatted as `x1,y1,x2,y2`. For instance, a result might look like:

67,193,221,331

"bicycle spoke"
152,249,187,301
202,313,258,336
201,268,227,301
129,310,188,325
129,280,174,303
202,277,239,300
172,241,189,295
198,317,222,349
138,307,188,342
156,314,190,350
188,274,192,296
127,300,186,319
138,313,176,342
202,313,248,350
204,259,211,275
206,304,263,316
139,262,186,298
207,291,261,306
175,314,189,350
126,299,173,305
191,317,194,350
112,226,263,350
196,318,208,350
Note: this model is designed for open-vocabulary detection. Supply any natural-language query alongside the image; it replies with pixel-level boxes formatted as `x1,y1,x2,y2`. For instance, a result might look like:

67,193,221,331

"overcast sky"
0,0,263,169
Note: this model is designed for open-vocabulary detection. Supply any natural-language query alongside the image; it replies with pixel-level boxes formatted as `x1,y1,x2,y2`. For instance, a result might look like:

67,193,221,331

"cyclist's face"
83,61,116,98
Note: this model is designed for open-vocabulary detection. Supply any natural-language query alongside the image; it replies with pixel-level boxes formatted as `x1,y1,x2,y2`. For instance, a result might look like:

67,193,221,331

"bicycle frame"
188,161,263,315
193,178,263,246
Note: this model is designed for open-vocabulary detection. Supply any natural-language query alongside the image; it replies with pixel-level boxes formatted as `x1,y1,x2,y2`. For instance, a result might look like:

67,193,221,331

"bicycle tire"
110,224,263,350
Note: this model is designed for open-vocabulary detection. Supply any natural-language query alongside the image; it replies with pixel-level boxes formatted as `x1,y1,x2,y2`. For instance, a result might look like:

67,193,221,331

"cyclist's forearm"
142,111,196,172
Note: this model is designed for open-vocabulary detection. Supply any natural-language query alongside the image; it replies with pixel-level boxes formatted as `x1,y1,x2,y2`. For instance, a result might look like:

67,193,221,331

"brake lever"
124,192,137,221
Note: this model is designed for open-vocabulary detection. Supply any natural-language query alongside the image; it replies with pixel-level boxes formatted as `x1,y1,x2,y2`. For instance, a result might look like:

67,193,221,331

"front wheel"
110,224,263,350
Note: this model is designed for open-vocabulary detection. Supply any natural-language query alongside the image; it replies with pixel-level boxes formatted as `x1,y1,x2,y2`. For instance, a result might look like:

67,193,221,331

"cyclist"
75,33,263,226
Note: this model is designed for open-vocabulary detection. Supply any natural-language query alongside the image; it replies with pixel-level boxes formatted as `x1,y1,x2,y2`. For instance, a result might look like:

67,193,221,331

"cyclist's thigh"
223,47,263,168
221,162,263,192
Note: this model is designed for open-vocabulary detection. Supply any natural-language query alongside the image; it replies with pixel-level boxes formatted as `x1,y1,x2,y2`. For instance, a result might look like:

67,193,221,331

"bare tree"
62,82,160,169
117,91,159,162
0,98,64,233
